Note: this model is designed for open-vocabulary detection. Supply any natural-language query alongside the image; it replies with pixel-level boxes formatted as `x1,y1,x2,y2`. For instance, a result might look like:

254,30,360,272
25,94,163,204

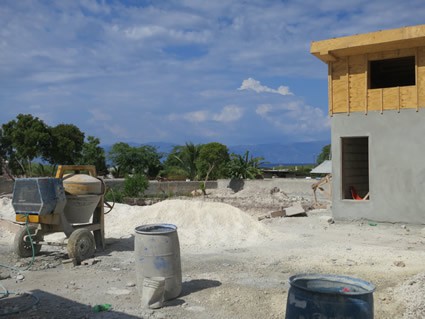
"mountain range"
104,140,330,165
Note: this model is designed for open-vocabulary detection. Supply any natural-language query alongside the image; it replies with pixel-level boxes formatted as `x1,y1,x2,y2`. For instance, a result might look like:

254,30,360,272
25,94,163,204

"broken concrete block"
285,203,306,217
270,210,285,218
258,215,270,221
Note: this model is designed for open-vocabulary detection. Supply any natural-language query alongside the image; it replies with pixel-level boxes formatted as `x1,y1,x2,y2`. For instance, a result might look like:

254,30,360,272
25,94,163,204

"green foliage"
123,173,149,197
316,144,331,164
227,151,264,179
196,142,230,180
0,114,109,177
78,136,107,175
164,142,201,180
32,163,56,177
160,166,188,181
1,114,51,176
108,143,162,178
45,124,85,165
104,187,124,204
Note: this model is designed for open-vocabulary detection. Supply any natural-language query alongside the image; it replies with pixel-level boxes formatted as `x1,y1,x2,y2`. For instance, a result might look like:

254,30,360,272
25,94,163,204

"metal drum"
285,274,375,319
135,224,182,301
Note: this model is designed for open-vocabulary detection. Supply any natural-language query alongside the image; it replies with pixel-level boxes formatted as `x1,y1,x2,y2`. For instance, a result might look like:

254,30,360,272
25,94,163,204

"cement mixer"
12,165,113,263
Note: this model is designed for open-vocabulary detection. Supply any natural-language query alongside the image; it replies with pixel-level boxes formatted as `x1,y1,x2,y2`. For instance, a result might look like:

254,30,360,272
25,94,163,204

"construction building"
311,24,425,223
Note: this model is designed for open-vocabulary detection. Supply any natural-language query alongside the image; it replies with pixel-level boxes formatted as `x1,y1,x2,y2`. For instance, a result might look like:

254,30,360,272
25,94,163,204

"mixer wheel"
14,225,42,258
67,229,96,263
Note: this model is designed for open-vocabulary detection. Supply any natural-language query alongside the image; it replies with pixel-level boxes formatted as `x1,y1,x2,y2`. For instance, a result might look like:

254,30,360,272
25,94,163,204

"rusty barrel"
135,224,182,301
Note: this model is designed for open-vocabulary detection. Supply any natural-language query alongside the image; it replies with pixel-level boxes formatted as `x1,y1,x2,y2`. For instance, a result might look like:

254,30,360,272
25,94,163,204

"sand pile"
0,197,15,221
106,199,271,252
0,197,271,253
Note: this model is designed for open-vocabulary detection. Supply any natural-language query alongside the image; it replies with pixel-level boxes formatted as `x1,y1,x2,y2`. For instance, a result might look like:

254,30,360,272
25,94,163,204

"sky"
1,0,425,147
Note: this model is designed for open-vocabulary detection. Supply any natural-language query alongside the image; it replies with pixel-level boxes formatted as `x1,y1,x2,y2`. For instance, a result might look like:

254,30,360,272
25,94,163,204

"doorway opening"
341,137,369,200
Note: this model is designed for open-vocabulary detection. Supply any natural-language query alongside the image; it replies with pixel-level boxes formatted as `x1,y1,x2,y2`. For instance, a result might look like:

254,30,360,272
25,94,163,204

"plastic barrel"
285,274,375,319
135,224,182,300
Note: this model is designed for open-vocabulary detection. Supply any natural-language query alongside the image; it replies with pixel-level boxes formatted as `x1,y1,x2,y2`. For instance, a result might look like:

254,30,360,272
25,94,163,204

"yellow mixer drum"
63,174,102,195
63,174,103,224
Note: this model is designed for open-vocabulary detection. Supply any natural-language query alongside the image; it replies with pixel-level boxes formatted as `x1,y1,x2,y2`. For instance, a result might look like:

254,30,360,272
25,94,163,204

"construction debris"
284,202,306,217
258,209,285,221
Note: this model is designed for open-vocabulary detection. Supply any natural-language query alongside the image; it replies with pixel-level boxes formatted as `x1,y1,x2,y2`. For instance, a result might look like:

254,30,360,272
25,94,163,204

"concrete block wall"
104,179,217,196
0,178,325,200
332,109,425,224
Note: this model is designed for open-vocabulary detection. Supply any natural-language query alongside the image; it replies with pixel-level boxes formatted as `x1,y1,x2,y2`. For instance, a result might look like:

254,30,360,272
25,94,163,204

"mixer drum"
63,174,103,224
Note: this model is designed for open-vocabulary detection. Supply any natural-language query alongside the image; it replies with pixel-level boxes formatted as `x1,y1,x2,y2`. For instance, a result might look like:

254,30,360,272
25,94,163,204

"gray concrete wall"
332,109,425,224
105,180,217,196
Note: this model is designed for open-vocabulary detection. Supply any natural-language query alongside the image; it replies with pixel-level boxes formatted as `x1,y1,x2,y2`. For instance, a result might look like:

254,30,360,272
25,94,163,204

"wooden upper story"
311,25,425,115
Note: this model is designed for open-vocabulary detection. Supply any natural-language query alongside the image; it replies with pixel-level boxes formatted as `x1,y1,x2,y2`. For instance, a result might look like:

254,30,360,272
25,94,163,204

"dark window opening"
369,56,415,89
341,137,369,200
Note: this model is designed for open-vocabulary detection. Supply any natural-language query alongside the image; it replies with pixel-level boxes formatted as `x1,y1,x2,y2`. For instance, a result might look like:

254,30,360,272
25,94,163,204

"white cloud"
256,104,272,116
213,105,243,123
89,108,111,122
238,78,293,96
169,105,243,124
183,110,209,123
255,101,330,135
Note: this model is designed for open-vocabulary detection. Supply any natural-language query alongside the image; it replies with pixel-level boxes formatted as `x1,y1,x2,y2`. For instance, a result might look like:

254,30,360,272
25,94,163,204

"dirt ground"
1,180,425,319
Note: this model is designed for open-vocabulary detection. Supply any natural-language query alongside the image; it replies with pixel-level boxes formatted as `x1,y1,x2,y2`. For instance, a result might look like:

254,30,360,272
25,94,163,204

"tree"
196,142,230,180
164,142,201,180
78,136,107,175
45,124,85,166
227,151,264,179
108,143,162,178
1,114,51,176
316,144,331,164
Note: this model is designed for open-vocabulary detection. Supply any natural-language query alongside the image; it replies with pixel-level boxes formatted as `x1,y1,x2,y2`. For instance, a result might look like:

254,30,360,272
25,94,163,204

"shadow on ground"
165,279,222,306
0,289,141,318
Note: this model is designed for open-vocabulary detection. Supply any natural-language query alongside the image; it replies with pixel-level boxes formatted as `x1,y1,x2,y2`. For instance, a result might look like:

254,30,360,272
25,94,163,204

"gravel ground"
1,181,425,319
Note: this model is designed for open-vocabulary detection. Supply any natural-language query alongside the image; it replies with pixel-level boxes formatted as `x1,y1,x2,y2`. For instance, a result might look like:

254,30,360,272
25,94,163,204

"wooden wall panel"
400,86,416,109
367,48,416,61
418,47,425,107
382,87,399,110
348,55,366,112
329,46,425,114
332,58,348,113
367,90,382,112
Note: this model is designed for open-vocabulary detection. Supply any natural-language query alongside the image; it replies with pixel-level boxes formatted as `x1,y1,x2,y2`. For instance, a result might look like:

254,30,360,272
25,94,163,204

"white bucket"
141,277,165,309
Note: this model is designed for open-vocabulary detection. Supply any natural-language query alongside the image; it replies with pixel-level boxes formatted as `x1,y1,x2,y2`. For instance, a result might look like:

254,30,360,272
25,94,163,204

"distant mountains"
103,140,330,165
228,141,330,165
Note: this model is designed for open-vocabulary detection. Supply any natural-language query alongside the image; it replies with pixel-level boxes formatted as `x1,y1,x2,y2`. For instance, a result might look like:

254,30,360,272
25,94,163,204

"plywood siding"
329,47,425,114
348,55,366,112
331,59,348,113
418,47,425,107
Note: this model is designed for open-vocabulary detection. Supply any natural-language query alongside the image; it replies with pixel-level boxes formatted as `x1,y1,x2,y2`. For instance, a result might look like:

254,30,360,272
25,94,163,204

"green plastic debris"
368,222,377,226
92,304,112,312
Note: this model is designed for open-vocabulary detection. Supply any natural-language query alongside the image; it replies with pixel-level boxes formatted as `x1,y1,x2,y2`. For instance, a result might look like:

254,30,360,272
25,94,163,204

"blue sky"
1,0,425,146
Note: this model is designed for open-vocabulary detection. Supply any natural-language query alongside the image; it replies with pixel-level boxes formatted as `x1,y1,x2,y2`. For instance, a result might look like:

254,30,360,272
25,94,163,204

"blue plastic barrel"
285,274,375,319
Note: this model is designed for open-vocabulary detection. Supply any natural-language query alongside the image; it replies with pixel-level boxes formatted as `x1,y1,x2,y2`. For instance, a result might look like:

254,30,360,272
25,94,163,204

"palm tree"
172,142,201,180
227,151,264,179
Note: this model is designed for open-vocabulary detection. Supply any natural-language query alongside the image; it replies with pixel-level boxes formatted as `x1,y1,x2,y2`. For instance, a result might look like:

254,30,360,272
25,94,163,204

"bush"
123,173,149,197
104,187,124,203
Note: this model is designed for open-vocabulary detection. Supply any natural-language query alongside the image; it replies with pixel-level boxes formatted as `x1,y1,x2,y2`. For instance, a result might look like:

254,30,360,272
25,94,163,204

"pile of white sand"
0,197,271,252
106,199,271,252
0,197,15,221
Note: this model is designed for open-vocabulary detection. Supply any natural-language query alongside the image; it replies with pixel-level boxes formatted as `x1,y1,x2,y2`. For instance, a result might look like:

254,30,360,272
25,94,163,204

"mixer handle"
55,165,98,178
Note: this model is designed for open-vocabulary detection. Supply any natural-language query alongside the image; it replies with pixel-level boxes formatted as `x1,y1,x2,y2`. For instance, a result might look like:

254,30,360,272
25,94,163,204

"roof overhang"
311,24,425,63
